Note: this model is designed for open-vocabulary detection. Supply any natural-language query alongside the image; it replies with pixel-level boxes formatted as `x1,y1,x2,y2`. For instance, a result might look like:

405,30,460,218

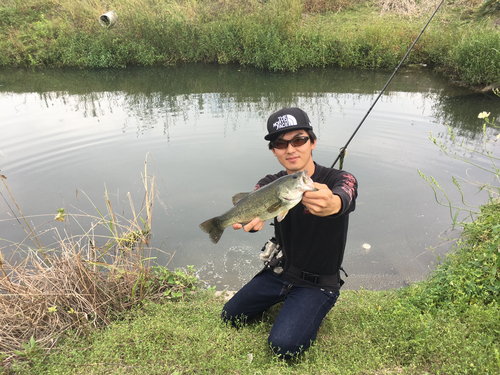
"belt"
287,264,341,285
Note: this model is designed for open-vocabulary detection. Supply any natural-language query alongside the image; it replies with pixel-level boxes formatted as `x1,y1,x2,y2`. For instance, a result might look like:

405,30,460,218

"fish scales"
200,170,316,244
216,183,292,227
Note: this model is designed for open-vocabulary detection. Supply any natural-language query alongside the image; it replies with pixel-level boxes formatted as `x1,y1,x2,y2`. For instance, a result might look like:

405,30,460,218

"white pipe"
99,11,118,28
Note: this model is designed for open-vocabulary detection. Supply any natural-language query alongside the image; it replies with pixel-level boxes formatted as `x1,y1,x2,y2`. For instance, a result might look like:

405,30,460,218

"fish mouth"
299,170,316,191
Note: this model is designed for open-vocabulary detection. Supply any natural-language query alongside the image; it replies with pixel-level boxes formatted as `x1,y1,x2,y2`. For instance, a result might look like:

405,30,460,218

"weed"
447,28,500,85
13,336,41,360
419,107,499,226
413,91,500,313
480,0,500,16
150,265,199,299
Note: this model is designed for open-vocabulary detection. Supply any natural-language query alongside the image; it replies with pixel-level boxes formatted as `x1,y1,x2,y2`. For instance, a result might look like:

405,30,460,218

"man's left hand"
232,217,265,232
301,182,342,217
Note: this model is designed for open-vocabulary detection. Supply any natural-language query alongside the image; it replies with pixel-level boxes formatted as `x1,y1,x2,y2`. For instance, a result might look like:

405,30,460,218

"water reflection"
433,93,500,138
2,65,497,139
0,65,499,291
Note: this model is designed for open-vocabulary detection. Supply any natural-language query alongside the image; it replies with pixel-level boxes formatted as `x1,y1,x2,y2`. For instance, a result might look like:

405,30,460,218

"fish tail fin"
199,217,224,244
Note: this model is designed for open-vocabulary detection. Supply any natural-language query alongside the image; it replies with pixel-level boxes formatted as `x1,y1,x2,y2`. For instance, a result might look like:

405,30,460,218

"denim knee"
268,335,308,359
266,288,339,359
221,307,248,327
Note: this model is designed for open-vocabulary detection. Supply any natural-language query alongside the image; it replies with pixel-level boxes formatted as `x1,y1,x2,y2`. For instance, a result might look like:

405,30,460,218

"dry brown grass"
303,0,366,13
0,157,192,369
0,239,149,360
376,0,484,17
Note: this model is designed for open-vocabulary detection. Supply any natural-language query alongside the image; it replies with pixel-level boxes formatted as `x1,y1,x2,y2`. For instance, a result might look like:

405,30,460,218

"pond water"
1,65,499,291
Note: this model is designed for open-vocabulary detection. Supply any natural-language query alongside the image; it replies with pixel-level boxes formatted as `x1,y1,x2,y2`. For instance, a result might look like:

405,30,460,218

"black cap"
265,108,313,141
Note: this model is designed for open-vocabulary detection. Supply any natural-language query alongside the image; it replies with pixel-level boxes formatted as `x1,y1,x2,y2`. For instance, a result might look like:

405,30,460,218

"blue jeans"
221,268,340,359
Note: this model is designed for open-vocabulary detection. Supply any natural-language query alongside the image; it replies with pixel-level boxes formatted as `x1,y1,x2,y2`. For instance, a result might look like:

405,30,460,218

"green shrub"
448,27,500,84
480,0,500,15
399,201,500,313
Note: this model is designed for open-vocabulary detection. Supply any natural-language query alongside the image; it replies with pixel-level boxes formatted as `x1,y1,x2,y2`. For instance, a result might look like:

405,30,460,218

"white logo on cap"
273,114,298,130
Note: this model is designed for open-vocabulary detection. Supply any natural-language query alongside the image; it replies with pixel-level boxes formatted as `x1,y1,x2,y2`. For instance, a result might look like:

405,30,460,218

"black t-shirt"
256,162,357,289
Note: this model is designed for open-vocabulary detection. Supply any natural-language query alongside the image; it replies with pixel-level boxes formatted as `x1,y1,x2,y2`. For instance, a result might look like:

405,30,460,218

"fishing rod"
331,0,445,169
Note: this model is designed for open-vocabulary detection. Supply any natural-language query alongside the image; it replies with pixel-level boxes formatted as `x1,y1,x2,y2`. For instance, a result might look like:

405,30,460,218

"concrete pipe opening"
99,11,118,28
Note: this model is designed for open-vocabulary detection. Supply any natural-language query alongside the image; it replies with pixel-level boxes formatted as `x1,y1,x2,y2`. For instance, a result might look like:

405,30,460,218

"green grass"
18,278,500,374
7,199,499,374
0,0,499,85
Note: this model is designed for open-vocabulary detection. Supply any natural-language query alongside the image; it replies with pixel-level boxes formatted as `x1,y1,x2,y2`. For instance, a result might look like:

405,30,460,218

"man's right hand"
232,217,265,232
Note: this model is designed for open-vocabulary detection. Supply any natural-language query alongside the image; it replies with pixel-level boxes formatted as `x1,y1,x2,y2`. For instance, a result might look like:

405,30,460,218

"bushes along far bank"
0,0,499,85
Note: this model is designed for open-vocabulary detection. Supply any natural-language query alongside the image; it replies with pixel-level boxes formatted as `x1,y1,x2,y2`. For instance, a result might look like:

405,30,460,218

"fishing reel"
260,237,283,274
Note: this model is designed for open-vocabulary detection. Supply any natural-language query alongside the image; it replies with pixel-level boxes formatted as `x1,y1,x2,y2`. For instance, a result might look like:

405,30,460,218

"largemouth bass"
200,170,317,244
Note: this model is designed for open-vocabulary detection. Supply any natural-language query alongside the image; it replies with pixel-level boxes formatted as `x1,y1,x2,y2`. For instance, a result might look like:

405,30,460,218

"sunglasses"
272,136,310,150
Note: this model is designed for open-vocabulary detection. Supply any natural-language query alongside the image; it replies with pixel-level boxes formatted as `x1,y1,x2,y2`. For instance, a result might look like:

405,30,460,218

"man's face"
271,130,316,174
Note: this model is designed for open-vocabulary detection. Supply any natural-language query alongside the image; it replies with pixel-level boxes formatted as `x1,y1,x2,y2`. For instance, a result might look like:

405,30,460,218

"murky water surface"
1,65,499,290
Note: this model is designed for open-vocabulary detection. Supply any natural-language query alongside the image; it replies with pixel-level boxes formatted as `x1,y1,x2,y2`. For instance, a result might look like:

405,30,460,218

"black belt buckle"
301,271,319,284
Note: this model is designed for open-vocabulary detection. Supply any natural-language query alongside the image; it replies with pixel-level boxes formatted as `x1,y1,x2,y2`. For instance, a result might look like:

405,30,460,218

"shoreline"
0,0,498,86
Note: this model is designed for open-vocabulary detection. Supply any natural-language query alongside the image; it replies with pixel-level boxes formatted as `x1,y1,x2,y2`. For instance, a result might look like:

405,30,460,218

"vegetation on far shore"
0,0,500,86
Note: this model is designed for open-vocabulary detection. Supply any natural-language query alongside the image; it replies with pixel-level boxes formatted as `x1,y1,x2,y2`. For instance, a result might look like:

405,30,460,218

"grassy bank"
7,198,500,374
0,0,499,86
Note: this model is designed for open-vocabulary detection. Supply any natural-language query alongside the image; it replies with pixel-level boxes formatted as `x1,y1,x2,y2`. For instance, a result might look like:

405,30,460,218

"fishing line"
331,0,445,169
